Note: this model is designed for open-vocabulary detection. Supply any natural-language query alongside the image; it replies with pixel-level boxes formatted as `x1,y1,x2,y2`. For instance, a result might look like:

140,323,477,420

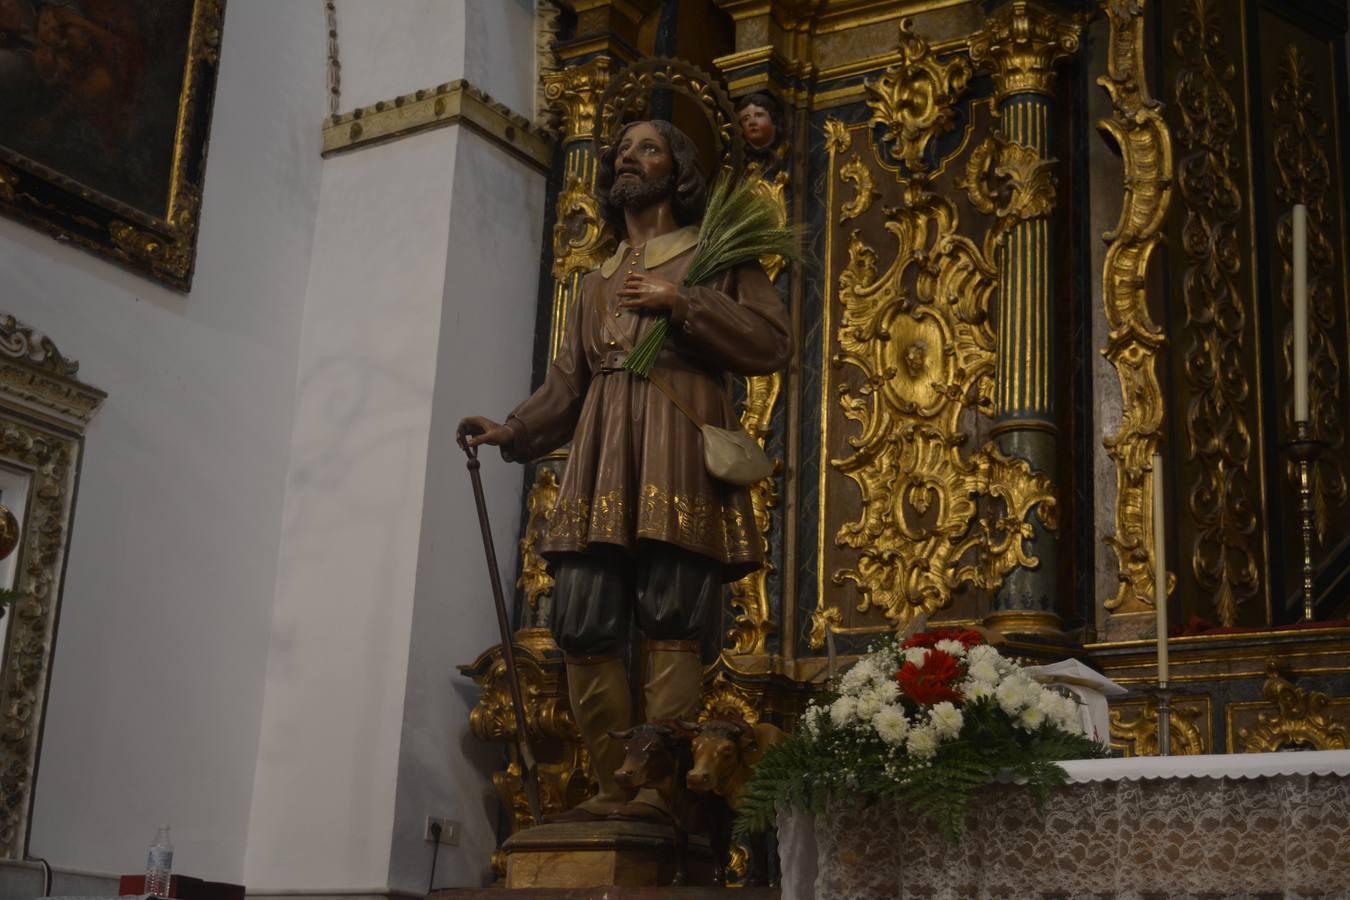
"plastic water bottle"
145,825,173,897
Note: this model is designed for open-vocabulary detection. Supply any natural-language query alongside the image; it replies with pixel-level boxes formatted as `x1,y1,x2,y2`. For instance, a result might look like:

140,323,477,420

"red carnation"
902,627,985,652
895,649,963,706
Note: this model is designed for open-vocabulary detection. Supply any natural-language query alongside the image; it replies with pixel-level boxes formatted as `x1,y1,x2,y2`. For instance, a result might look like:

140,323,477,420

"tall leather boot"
611,640,704,821
643,639,703,722
552,655,634,822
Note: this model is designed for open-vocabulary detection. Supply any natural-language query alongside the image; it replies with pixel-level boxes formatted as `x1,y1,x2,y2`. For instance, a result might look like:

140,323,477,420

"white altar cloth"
778,751,1350,900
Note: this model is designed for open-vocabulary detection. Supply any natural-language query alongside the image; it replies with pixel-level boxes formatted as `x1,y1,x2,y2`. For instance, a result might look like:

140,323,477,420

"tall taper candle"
1153,453,1168,685
1293,204,1309,422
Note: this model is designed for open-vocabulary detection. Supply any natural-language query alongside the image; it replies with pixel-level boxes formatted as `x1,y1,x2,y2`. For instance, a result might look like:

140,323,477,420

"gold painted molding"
321,79,554,172
1096,0,1174,635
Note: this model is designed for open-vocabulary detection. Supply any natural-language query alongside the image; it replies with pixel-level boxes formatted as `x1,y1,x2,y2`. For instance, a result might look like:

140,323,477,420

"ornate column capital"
543,57,611,144
969,0,1082,103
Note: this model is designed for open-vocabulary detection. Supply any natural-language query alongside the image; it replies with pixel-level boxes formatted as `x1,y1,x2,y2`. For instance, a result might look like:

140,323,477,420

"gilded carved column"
969,1,1080,637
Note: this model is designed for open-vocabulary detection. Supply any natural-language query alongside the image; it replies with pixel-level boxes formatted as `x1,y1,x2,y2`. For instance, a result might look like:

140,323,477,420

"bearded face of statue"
609,121,676,212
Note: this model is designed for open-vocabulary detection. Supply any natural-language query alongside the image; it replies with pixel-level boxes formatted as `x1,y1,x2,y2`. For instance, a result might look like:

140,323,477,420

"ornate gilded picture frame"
0,0,225,291
0,314,104,860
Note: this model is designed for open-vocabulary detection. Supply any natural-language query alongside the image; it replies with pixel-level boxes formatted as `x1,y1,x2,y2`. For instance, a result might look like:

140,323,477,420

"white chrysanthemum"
855,688,883,720
840,658,880,693
996,676,1032,716
906,724,939,760
967,659,1001,686
874,679,901,704
903,647,928,666
873,705,910,746
934,638,967,658
962,679,994,702
1018,704,1046,731
830,696,858,727
929,701,964,740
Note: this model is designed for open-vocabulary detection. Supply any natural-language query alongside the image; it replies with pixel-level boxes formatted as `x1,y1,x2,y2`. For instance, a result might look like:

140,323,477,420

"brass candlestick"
1284,421,1328,622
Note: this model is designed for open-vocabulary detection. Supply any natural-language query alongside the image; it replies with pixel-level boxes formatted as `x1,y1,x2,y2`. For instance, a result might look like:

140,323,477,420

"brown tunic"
502,225,791,581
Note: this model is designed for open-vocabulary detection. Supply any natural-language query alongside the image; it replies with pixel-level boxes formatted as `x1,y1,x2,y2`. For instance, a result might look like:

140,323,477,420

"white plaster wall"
464,0,537,118
242,128,461,892
386,128,544,893
335,0,468,110
0,0,325,883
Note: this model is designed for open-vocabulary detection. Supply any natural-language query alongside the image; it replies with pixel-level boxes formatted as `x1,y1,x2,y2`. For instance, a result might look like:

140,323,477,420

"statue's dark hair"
734,91,785,138
597,119,707,238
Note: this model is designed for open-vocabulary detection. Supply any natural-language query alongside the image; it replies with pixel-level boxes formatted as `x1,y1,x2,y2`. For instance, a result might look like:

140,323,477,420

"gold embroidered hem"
540,483,758,577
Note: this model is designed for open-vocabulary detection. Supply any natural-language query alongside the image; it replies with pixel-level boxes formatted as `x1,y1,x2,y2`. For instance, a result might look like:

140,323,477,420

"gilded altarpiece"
1156,0,1350,627
467,0,1350,863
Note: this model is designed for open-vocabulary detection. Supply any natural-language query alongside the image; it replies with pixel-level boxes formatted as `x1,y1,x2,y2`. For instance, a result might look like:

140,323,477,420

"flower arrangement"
736,627,1110,840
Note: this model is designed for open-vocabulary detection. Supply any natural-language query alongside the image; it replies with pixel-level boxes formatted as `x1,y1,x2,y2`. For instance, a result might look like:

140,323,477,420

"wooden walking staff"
457,429,543,825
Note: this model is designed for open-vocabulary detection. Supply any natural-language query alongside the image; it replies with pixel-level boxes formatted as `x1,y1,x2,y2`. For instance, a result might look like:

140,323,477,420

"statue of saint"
459,119,790,822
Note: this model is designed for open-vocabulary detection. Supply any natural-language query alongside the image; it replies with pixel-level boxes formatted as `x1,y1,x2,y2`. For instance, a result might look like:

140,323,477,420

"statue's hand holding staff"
457,416,510,450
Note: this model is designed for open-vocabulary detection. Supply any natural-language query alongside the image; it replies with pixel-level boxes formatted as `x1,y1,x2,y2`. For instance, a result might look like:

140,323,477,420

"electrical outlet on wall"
425,816,460,845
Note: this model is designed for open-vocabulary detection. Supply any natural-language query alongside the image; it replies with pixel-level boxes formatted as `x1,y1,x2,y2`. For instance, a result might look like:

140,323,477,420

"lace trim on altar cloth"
1060,749,1350,782
780,767,1350,900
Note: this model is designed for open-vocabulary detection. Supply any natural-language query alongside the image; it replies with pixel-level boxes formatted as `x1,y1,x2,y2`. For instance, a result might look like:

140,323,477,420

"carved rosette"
865,28,972,170
1271,43,1347,542
543,57,611,144
968,0,1082,104
1236,663,1350,752
1171,0,1260,626
1097,0,1175,629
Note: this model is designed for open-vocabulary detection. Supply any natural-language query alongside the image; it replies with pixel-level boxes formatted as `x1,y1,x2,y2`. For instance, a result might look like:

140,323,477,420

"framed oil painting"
0,0,225,291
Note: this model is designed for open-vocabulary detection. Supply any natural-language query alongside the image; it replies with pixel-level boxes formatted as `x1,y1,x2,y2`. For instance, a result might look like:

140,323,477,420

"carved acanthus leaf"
866,28,972,170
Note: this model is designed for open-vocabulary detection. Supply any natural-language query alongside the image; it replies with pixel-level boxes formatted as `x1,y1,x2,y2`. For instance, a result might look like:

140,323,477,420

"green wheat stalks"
623,172,804,377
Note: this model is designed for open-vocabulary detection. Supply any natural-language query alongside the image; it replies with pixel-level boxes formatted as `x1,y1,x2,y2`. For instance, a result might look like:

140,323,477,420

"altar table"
778,750,1350,899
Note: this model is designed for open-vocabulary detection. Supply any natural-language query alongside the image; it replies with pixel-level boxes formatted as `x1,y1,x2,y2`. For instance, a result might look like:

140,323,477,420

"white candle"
1152,453,1168,685
1293,204,1309,423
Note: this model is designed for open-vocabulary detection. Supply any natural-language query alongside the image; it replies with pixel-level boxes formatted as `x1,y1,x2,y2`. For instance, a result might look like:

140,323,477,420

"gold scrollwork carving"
1172,0,1260,626
827,172,1056,632
807,605,842,652
958,134,1057,256
700,671,763,724
464,631,588,842
551,177,614,284
1272,43,1347,542
839,159,878,223
968,0,1082,104
1096,0,1174,625
1236,661,1349,752
543,57,611,144
0,166,15,203
865,27,972,171
1109,696,1206,756
823,117,852,155
517,468,560,614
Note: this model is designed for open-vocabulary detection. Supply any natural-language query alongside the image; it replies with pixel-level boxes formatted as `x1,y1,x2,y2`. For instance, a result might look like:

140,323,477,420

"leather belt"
598,349,628,372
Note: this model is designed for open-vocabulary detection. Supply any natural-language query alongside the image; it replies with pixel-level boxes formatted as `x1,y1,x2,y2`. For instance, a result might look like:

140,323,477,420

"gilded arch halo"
596,57,743,175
